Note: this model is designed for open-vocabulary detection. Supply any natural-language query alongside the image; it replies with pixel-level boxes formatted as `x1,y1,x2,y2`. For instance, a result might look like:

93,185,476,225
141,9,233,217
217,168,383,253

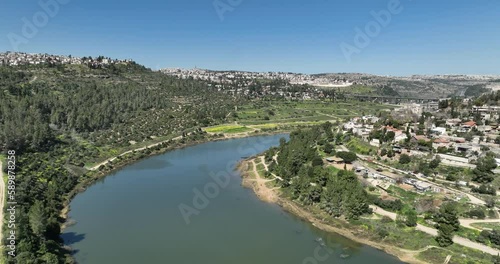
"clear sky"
1,0,499,76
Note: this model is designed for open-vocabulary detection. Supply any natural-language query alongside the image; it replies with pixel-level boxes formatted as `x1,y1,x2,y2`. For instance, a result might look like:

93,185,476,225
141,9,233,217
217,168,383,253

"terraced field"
232,101,395,126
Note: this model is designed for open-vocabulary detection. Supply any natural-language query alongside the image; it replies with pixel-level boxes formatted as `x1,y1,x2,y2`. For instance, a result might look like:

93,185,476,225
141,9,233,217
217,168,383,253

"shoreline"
59,130,290,230
238,158,428,264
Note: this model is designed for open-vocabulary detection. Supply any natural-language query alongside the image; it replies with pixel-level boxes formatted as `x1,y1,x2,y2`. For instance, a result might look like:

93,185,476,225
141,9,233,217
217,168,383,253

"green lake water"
62,134,404,264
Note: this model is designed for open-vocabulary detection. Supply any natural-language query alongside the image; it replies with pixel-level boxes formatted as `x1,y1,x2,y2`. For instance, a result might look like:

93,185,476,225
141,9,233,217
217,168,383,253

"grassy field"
201,100,397,135
232,100,395,126
417,245,494,264
387,185,422,204
471,222,500,230
204,124,254,134
346,138,377,155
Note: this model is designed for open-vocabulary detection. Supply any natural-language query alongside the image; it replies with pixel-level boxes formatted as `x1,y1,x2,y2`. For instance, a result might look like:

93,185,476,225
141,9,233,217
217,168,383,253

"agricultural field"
203,100,396,135
204,124,254,134
231,100,395,126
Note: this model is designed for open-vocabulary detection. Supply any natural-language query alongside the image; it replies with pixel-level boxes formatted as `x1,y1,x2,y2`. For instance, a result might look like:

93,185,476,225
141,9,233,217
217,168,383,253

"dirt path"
88,136,182,171
241,158,429,264
460,218,500,231
443,255,452,264
0,161,4,246
241,159,279,203
242,152,500,261
371,205,500,255
359,157,487,207
259,156,283,181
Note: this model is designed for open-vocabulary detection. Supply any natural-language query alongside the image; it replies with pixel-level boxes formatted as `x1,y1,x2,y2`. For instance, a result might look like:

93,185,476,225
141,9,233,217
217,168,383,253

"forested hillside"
0,62,241,263
474,90,500,106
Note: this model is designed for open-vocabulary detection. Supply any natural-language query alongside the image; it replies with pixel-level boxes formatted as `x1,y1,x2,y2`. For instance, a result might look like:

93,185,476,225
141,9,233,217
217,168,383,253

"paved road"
370,205,500,255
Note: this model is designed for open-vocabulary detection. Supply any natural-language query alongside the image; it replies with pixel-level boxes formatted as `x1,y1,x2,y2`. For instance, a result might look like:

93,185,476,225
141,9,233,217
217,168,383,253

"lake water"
62,134,404,264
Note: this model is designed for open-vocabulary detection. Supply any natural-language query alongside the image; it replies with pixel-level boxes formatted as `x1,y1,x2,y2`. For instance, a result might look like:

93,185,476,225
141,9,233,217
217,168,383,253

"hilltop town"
161,67,354,87
0,52,133,68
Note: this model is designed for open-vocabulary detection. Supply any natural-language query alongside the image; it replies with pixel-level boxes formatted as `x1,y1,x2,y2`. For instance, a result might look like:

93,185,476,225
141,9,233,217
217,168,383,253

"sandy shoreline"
238,158,428,264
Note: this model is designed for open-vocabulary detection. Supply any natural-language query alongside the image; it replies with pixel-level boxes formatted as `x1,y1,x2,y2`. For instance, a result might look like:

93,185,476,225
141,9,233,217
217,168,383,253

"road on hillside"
370,205,500,255
88,136,183,171
460,218,500,231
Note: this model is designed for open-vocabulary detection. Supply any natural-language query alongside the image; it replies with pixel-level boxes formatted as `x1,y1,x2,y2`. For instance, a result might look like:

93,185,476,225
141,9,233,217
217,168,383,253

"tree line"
266,123,371,220
0,63,243,263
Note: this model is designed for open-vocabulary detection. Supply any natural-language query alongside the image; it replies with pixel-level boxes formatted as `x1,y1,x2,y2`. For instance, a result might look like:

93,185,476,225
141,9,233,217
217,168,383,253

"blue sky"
1,0,499,75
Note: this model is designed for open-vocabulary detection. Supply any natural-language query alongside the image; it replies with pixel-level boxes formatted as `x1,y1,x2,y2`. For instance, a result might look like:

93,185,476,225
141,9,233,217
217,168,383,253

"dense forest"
265,123,371,220
0,63,242,263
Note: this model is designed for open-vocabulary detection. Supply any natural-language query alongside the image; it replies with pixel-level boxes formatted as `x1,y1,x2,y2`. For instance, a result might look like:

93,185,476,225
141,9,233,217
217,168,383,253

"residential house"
386,126,408,143
460,120,477,132
430,126,447,135
445,118,461,127
432,137,452,150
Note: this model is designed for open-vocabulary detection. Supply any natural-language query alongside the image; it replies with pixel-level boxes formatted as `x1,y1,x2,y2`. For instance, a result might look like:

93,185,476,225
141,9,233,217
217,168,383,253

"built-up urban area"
0,52,133,68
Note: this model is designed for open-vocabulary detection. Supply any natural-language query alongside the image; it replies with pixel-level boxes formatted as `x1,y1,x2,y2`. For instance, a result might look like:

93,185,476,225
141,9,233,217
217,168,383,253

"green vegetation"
256,119,499,263
0,63,240,263
336,151,357,163
471,222,500,230
204,124,253,134
435,203,460,247
417,245,494,264
232,101,394,126
331,84,375,94
0,62,399,263
269,123,370,220
399,154,412,164
345,138,377,155
472,152,498,183
256,163,265,172
436,166,473,182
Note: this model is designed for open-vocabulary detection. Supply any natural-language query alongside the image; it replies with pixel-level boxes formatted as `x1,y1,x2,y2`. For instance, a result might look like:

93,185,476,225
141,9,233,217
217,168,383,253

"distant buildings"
0,52,132,67
160,68,353,88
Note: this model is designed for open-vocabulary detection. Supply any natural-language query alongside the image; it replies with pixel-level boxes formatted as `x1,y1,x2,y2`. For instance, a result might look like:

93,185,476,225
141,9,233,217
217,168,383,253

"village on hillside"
320,97,500,224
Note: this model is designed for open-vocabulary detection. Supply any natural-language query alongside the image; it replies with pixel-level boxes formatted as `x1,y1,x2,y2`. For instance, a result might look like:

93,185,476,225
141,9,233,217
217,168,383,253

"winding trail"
259,156,283,181
370,205,500,256
246,159,279,203
263,149,500,255
460,218,500,231
88,136,182,171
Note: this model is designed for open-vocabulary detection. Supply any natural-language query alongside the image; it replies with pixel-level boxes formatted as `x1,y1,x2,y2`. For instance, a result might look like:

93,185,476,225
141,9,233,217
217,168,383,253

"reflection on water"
128,156,173,171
